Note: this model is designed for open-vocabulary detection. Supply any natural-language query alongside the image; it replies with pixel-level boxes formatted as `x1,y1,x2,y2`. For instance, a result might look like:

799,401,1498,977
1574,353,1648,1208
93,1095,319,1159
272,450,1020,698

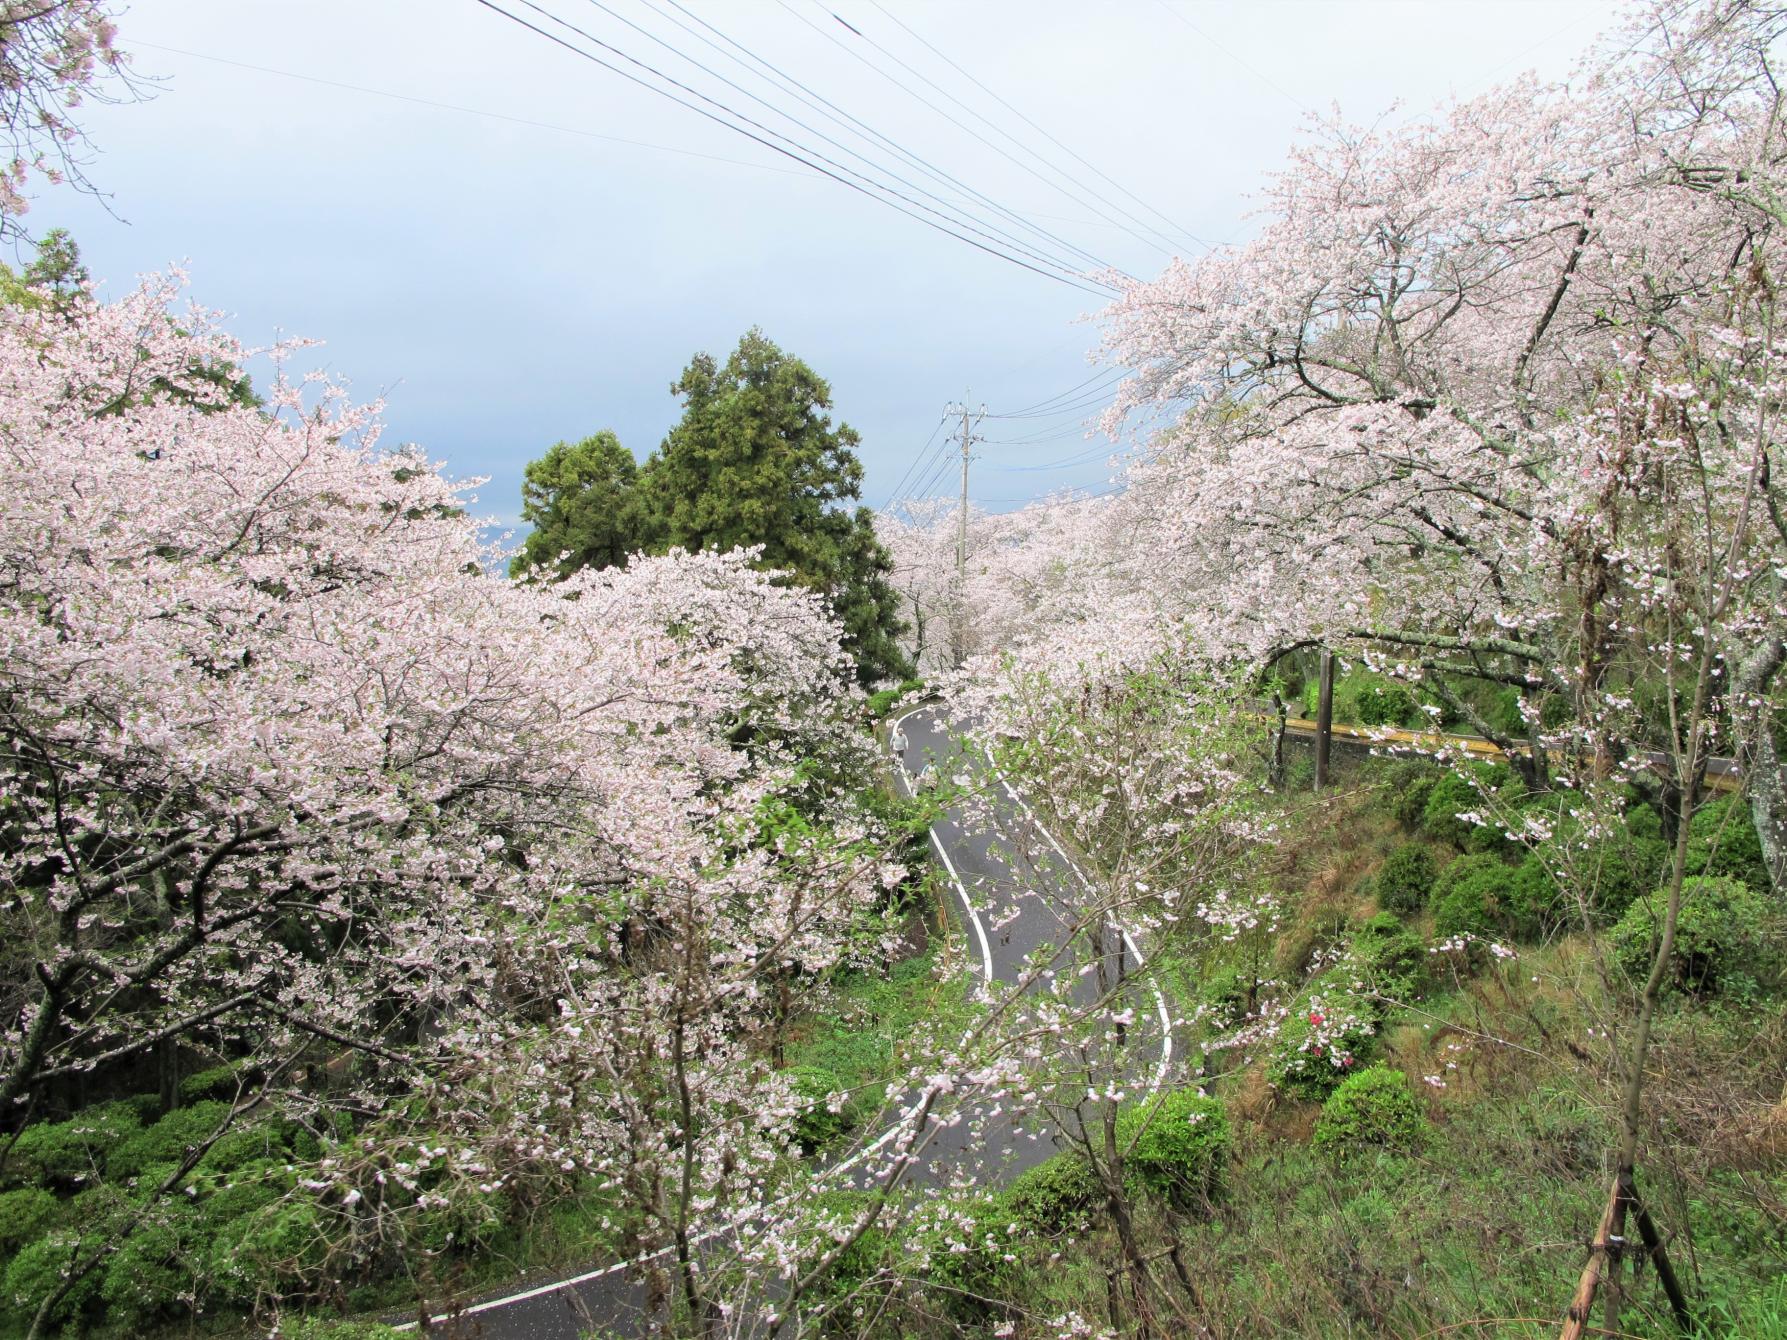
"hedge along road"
398,704,1174,1339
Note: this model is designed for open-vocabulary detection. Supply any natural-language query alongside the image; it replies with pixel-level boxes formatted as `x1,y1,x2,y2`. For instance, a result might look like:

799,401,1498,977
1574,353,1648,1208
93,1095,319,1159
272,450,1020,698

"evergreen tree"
643,329,910,685
509,430,644,579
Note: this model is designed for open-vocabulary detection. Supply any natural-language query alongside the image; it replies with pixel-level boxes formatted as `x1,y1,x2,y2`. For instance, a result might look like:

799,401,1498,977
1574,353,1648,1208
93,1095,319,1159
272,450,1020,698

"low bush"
3,1102,142,1187
0,1186,59,1254
106,1101,231,1182
1312,1065,1428,1159
1268,974,1380,1101
865,687,901,719
785,1065,859,1153
1003,1151,1101,1236
1350,913,1428,1002
1687,797,1770,892
1373,843,1435,914
1610,876,1776,996
2,1231,103,1328
908,1195,1019,1324
1115,1089,1229,1209
1420,763,1518,848
99,1216,193,1331
1430,854,1517,940
1385,762,1442,830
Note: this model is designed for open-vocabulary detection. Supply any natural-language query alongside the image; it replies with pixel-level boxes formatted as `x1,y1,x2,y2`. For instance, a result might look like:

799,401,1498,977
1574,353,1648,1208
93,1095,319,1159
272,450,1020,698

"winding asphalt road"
396,705,1170,1338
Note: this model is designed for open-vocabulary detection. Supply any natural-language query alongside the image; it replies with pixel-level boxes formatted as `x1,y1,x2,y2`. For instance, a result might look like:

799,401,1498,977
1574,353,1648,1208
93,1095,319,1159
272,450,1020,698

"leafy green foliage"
1384,761,1442,830
3,1232,103,1326
1303,670,1417,727
1610,876,1777,996
1313,1065,1429,1158
1268,971,1381,1101
1115,1089,1229,1208
508,430,647,579
1420,763,1517,848
2,1102,141,1186
1373,843,1435,914
1350,912,1428,1001
1687,797,1770,891
0,1187,59,1254
1003,1152,1101,1236
785,1065,860,1153
105,1101,230,1182
1430,854,1517,940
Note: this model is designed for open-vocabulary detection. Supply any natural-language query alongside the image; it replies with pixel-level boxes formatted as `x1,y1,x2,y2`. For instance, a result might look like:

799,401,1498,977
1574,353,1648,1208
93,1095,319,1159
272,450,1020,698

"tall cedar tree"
514,329,910,686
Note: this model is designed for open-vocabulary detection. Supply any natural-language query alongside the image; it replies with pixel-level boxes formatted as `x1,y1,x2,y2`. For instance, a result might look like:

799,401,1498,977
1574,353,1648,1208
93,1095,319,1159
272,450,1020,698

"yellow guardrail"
1271,714,1742,792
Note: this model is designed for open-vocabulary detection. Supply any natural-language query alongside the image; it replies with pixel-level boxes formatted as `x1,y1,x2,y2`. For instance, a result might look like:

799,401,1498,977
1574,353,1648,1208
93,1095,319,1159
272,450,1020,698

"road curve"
394,705,1168,1338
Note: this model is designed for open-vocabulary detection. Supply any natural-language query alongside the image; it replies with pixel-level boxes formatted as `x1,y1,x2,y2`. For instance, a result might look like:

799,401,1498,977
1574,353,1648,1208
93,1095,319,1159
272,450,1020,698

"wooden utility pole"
1314,650,1334,790
950,402,982,668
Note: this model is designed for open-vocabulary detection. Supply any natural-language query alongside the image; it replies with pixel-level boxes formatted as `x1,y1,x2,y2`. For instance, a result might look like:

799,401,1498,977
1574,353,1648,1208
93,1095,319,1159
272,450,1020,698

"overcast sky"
32,0,1621,533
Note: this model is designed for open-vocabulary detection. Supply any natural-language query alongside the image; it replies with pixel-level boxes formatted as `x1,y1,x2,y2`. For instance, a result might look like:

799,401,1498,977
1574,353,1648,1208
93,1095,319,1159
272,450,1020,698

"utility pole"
950,400,983,669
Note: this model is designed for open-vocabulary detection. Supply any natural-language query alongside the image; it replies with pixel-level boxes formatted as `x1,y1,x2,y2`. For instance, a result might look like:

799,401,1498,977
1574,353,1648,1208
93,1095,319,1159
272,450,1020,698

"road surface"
396,705,1169,1338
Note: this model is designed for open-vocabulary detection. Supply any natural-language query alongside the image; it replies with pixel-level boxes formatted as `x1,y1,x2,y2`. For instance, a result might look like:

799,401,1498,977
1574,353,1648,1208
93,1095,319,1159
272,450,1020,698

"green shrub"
797,1190,892,1296
1373,843,1435,914
1431,854,1518,940
179,1062,253,1105
1420,763,1517,848
1610,876,1776,996
99,1216,195,1329
1385,763,1441,830
1313,1066,1429,1158
2,1231,102,1327
785,1065,859,1153
909,1195,1018,1324
207,1196,330,1302
1003,1152,1101,1235
106,1101,230,1181
270,1320,405,1340
1115,1089,1229,1209
1305,670,1417,727
4,1102,142,1186
1687,797,1769,891
0,1186,60,1254
1268,974,1381,1101
411,1183,509,1253
200,1122,289,1174
865,688,901,719
1350,913,1428,1002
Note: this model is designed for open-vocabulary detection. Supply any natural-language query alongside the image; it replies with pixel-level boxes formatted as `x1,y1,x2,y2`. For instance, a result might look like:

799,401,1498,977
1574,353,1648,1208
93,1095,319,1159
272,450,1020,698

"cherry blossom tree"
0,2,129,234
0,276,914,1334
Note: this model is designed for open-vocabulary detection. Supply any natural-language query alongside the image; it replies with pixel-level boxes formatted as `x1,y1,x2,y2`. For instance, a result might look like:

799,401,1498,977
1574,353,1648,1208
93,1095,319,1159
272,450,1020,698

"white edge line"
981,743,1174,1092
892,703,995,987
393,704,989,1330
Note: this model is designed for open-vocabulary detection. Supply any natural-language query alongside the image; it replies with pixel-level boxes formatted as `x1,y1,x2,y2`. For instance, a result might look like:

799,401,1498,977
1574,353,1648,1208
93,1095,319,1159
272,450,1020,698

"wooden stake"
1560,1175,1628,1340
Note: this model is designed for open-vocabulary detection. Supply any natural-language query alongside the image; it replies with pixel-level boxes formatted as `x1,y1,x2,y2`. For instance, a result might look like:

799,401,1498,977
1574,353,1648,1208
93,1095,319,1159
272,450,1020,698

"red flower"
1308,1011,1324,1025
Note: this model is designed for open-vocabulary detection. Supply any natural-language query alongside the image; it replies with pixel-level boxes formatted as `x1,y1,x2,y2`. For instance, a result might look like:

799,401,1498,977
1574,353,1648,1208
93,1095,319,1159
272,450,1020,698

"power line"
130,38,804,177
992,368,1128,418
574,0,1111,283
779,0,1167,273
864,0,1215,253
847,0,1215,259
645,0,1121,276
878,409,951,510
471,0,1115,296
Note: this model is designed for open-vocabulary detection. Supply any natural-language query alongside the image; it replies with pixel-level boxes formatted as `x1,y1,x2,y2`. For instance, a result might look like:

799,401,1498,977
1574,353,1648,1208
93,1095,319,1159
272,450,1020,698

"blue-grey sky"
31,0,1620,533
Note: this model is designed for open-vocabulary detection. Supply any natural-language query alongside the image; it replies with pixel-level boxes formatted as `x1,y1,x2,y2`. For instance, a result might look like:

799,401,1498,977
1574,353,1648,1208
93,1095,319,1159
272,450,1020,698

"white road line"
980,743,1175,1092
891,703,995,986
395,705,993,1331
